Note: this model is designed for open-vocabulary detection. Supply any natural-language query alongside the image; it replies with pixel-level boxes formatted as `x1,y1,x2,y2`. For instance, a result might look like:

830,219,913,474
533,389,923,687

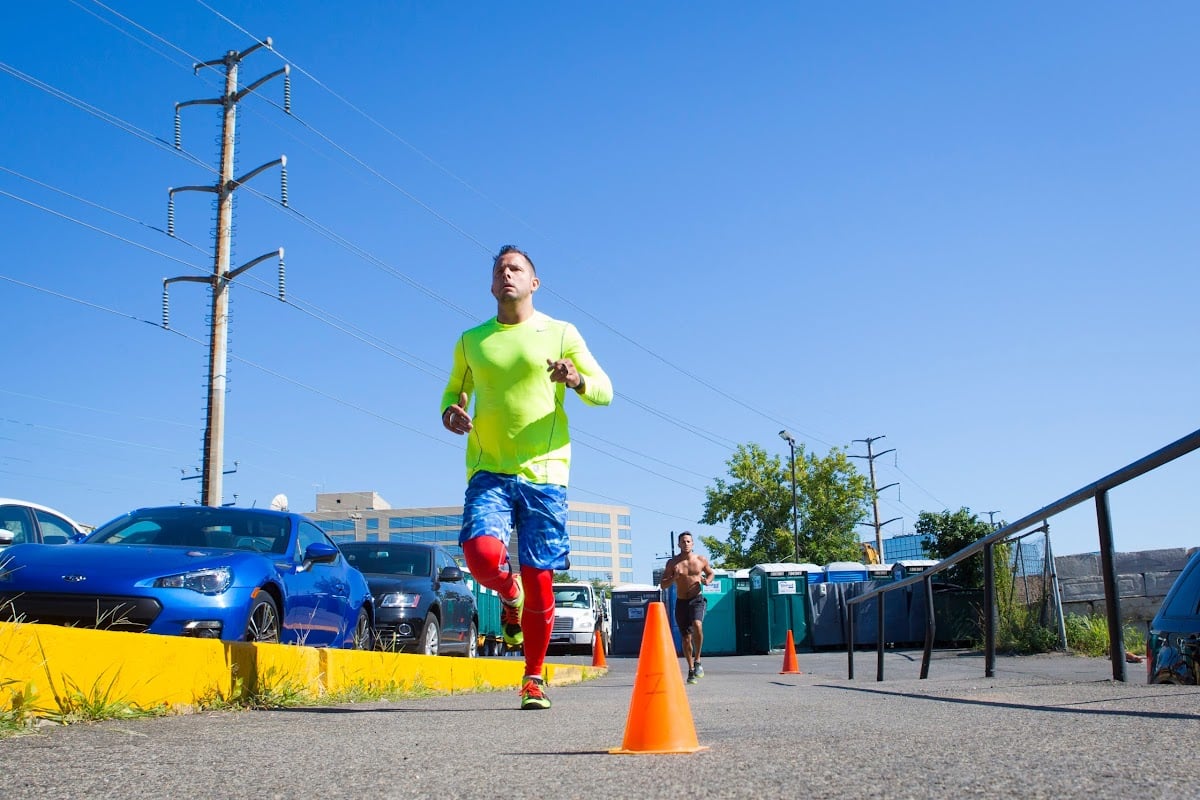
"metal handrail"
845,427,1200,683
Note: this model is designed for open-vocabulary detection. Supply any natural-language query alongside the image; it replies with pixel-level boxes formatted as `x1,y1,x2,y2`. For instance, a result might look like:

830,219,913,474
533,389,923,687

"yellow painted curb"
0,621,605,719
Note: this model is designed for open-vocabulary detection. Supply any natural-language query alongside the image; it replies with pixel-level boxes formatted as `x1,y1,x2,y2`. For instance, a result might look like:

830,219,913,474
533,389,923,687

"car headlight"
379,592,420,608
154,567,232,595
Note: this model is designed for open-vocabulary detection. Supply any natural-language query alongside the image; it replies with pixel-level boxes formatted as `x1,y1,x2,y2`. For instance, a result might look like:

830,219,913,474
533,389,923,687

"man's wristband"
574,376,587,395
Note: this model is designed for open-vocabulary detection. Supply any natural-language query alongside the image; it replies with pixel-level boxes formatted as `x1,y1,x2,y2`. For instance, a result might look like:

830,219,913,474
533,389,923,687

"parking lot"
4,647,1197,799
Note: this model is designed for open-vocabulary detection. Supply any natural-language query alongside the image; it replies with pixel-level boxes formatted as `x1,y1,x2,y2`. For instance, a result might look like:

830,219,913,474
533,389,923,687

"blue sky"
2,2,1197,578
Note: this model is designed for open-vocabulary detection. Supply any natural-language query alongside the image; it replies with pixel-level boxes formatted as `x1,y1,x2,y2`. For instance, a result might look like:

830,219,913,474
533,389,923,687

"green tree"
699,442,871,568
916,508,1006,589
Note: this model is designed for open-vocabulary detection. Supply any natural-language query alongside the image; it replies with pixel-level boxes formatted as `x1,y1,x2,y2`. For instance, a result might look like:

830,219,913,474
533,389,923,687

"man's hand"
546,358,584,391
442,391,472,435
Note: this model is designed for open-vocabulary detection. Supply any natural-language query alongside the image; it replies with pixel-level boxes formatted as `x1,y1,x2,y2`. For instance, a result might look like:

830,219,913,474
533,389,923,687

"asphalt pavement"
3,648,1197,799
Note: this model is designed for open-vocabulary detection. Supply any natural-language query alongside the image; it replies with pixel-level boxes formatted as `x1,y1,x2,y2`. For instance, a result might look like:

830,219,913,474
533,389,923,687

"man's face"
678,535,693,555
491,252,538,304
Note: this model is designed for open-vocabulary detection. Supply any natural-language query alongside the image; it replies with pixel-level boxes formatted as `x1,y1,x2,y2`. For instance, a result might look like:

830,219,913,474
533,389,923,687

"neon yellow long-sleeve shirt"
441,311,612,486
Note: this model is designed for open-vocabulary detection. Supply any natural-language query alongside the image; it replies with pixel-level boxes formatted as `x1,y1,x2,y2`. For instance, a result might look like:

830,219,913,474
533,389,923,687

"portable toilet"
891,559,938,582
794,563,825,584
663,583,684,655
663,572,736,657
699,570,738,656
866,564,892,583
465,575,505,656
825,561,869,583
747,563,810,654
806,580,846,649
609,584,662,656
734,568,754,654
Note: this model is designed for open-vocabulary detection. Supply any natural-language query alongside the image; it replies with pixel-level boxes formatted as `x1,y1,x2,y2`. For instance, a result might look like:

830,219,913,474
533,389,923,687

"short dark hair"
678,531,693,543
493,244,536,275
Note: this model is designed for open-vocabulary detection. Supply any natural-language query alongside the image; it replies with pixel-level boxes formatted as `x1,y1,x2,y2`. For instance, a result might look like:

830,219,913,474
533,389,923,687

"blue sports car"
0,505,374,648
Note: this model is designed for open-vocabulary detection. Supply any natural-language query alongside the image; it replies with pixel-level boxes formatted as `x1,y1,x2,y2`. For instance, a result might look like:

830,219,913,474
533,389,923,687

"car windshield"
340,545,432,577
554,589,591,609
88,509,289,553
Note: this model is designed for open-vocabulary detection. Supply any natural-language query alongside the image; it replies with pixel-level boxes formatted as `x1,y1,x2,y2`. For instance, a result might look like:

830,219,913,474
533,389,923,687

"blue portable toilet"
794,563,825,584
663,583,684,655
825,561,869,583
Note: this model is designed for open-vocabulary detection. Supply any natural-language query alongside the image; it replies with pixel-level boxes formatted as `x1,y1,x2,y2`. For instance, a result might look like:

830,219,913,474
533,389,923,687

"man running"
659,531,715,684
441,244,612,710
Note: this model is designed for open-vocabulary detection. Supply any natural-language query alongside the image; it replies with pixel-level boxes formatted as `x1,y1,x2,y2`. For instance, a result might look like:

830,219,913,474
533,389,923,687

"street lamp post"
778,430,798,561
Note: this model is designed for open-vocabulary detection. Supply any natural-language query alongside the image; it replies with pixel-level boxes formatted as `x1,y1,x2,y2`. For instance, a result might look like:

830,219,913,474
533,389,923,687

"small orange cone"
780,629,802,674
610,601,708,755
591,627,608,668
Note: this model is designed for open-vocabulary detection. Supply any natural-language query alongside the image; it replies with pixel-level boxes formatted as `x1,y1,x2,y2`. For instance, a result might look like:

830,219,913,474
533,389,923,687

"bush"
997,602,1059,654
1064,613,1145,657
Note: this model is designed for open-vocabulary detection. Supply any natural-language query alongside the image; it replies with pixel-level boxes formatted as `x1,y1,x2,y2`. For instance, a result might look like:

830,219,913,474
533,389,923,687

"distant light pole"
778,430,799,561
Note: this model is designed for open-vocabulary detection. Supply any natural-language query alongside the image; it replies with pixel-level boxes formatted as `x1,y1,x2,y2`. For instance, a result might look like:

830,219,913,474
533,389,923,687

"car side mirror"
302,541,339,569
438,565,463,582
0,530,12,546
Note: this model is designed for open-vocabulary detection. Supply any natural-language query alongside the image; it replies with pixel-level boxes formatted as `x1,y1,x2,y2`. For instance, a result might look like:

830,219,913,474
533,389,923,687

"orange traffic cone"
592,627,608,668
780,629,802,675
610,601,708,755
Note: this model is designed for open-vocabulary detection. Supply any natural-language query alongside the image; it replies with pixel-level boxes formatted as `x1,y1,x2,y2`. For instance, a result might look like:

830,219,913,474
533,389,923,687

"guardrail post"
847,607,856,680
1096,490,1127,682
876,591,885,681
920,576,935,679
984,542,996,678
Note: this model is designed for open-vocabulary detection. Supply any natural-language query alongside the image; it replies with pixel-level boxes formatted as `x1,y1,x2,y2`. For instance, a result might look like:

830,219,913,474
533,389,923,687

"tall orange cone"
591,627,608,668
610,601,708,755
780,629,802,674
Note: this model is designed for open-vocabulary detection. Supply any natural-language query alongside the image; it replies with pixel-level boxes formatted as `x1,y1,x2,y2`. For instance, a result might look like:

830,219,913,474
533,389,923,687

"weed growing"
1064,613,1146,658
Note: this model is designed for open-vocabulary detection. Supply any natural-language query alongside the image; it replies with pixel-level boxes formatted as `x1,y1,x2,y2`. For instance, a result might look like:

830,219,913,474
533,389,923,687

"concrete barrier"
0,621,597,717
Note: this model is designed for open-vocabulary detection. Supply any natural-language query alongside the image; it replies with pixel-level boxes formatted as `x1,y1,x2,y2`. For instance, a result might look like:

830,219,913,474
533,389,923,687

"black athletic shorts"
674,593,707,630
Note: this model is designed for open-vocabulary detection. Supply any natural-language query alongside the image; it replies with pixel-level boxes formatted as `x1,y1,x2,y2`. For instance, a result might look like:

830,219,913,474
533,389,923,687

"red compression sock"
462,536,518,602
520,565,554,677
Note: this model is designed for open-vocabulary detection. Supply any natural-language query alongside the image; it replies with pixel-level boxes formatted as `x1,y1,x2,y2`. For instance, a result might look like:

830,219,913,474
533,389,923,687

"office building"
307,491,633,585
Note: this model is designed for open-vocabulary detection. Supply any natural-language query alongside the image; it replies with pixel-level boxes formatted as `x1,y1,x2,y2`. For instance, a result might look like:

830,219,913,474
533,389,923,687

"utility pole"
981,510,1001,530
162,38,290,507
850,435,899,561
778,430,799,560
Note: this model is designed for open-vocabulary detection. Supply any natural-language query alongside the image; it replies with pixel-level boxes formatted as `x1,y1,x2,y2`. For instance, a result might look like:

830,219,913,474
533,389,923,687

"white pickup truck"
548,582,610,655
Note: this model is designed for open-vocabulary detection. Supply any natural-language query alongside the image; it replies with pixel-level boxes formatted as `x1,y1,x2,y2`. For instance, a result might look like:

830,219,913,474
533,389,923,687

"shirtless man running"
658,531,716,684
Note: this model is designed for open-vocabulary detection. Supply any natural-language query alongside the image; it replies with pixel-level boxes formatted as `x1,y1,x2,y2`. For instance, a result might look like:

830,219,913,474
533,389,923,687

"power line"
17,7,959,546
47,5,845,463
185,2,840,452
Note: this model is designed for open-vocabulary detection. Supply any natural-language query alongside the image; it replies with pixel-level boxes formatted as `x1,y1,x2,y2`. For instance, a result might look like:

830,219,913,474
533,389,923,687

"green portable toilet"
733,569,754,654
698,570,737,655
748,563,810,654
465,575,506,656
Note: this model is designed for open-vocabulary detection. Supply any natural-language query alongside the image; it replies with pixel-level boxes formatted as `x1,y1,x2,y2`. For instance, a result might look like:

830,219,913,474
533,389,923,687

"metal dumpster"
610,584,662,656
